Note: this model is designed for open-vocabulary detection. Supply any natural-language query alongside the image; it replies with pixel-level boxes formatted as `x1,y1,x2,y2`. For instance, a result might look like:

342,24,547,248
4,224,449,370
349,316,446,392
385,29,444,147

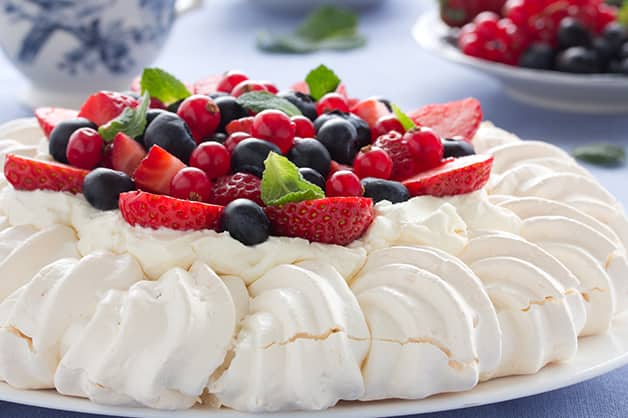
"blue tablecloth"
0,1,626,417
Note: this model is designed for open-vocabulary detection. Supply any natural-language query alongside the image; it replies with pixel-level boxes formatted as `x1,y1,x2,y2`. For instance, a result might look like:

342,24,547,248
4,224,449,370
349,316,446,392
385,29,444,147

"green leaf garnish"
572,143,625,167
140,68,191,105
98,91,150,143
619,0,628,25
305,65,341,101
237,91,302,117
392,104,417,131
261,152,325,206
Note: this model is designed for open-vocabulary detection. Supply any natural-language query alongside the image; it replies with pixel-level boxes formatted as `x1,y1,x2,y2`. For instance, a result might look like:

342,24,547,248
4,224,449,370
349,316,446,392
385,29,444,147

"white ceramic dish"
413,11,628,114
1,312,627,418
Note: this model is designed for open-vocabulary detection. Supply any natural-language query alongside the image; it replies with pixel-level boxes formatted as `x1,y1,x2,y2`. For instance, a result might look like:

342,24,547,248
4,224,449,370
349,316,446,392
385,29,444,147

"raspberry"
211,173,262,206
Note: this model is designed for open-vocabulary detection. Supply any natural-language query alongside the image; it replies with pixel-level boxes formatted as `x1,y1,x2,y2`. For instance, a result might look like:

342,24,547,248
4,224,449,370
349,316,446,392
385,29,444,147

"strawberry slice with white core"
350,98,391,128
35,107,79,138
408,98,483,141
133,145,186,195
111,132,147,177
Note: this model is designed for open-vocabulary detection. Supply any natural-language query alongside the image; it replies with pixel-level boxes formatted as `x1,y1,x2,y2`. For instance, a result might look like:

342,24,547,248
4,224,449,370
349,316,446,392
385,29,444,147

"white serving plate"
1,313,627,418
413,11,628,114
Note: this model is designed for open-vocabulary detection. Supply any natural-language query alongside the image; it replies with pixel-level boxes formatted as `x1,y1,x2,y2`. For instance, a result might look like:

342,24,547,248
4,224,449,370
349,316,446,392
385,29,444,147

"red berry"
224,132,252,152
326,170,363,197
316,93,350,114
260,81,279,94
102,144,114,169
374,114,406,137
350,98,391,128
66,128,103,170
190,142,231,179
4,154,88,194
111,132,146,176
35,107,78,138
78,91,138,126
149,98,167,110
595,4,617,33
226,117,254,135
176,95,221,144
211,172,262,206
251,110,296,153
353,146,393,180
217,70,249,93
409,98,483,141
373,131,414,181
403,128,444,173
231,80,268,97
193,74,222,95
133,145,186,195
291,115,316,138
170,167,212,202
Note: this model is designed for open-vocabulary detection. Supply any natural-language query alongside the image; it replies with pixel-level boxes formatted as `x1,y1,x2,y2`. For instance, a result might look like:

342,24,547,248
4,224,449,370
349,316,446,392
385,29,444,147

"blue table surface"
0,0,626,417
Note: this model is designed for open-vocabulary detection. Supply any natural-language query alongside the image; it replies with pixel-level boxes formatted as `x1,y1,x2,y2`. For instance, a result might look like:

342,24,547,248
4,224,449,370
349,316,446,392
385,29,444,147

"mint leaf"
305,65,341,101
572,143,625,167
261,152,325,206
620,1,628,25
392,104,417,131
140,68,191,105
237,91,302,117
98,91,150,143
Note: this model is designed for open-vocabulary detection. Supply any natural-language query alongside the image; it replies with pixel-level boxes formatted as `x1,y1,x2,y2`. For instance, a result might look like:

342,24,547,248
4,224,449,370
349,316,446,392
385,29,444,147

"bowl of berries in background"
414,0,628,113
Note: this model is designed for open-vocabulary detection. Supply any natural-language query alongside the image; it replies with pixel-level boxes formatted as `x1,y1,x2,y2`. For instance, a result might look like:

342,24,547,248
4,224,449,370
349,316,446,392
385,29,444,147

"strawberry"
350,98,391,128
111,132,147,177
211,172,262,206
78,91,139,126
193,74,222,95
4,154,88,194
35,107,79,138
133,145,186,195
225,117,254,136
119,190,223,231
408,98,483,141
290,80,310,95
265,197,374,246
402,154,494,197
373,131,417,181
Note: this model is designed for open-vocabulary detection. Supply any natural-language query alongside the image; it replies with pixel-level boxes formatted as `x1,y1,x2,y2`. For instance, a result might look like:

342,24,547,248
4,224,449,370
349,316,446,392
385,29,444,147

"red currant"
595,3,617,33
260,81,279,94
328,160,354,176
374,115,406,137
217,70,249,93
291,115,316,138
66,127,103,170
316,93,350,114
326,170,363,197
177,95,221,144
404,128,444,172
353,146,393,180
251,109,296,153
231,80,268,97
101,143,114,169
170,167,212,202
224,132,251,152
226,117,254,135
190,142,231,179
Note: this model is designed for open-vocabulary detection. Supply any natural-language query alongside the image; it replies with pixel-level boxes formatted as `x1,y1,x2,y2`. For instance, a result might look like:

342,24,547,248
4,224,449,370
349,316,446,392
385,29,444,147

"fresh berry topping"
111,132,147,177
346,113,372,148
443,137,476,158
211,172,262,206
4,154,88,194
83,168,135,210
251,110,296,154
226,117,254,135
350,98,391,128
328,160,354,176
260,81,279,94
190,142,231,179
102,144,114,169
316,118,359,165
374,114,406,137
403,128,445,172
224,132,252,153
558,17,592,49
361,177,410,203
35,107,78,138
78,91,138,126
49,118,97,164
220,199,270,246
313,110,344,132
215,96,248,133
168,99,185,113
206,132,228,143
298,167,326,191
264,197,374,246
277,91,318,121
231,80,268,97
440,0,506,27
519,43,555,70
373,131,415,181
231,138,282,177
402,154,494,197
289,80,310,95
133,145,186,195
286,138,332,177
170,167,212,202
66,128,103,170
326,170,363,197
353,146,393,180
556,46,600,73
119,191,223,231
291,115,316,138
136,109,168,145
176,95,221,143
193,74,221,95
217,70,249,93
316,93,350,114
142,112,196,163
409,98,483,141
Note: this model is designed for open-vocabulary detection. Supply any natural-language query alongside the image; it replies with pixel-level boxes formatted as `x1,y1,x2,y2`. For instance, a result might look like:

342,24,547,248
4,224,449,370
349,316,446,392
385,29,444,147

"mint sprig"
261,153,325,206
305,65,341,101
98,91,150,143
237,91,302,117
619,0,628,25
392,104,417,131
572,143,625,167
140,68,191,105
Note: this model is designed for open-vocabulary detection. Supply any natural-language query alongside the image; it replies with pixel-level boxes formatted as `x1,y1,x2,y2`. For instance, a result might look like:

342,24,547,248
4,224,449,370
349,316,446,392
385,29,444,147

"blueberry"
287,138,332,177
557,17,592,50
209,92,228,99
361,178,409,204
555,47,600,74
277,91,318,121
143,112,196,163
137,108,168,144
609,58,628,75
314,110,345,132
205,132,228,144
220,199,270,246
49,118,97,163
443,138,475,158
592,37,615,68
215,95,247,133
231,138,282,177
299,167,326,190
83,168,135,211
316,118,359,165
345,113,371,148
603,22,627,52
167,98,184,113
519,43,555,70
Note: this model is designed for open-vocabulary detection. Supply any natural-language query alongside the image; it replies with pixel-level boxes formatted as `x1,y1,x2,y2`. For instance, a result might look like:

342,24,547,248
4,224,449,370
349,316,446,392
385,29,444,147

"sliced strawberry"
211,172,262,206
290,80,309,95
336,83,349,98
119,190,223,231
350,98,391,128
265,197,374,246
225,117,254,135
35,107,79,138
111,132,147,177
4,154,88,194
193,74,222,95
133,145,186,195
408,98,483,141
402,154,494,197
78,91,139,126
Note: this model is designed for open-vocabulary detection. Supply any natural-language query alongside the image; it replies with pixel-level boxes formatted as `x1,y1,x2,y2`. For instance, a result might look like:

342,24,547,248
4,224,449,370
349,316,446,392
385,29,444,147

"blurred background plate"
246,0,384,14
413,11,628,114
